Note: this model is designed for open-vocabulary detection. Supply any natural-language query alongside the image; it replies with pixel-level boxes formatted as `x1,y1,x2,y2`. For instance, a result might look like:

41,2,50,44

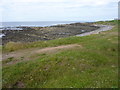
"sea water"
0,21,82,27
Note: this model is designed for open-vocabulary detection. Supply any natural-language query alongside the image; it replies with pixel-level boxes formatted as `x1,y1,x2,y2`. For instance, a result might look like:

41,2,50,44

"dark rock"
2,22,100,45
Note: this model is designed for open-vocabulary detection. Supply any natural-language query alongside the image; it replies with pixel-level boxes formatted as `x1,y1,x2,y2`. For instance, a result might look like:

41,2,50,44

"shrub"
4,42,25,52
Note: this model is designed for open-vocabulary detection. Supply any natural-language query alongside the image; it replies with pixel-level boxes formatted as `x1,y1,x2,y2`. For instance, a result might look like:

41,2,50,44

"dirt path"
76,25,114,36
2,24,114,65
2,44,81,61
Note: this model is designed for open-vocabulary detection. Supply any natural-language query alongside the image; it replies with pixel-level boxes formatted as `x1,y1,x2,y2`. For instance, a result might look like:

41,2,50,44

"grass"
2,20,118,88
3,20,119,53
3,35,100,52
2,57,14,64
93,20,119,25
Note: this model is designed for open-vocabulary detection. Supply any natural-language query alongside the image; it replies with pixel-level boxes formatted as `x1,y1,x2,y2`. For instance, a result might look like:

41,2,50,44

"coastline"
2,22,100,45
76,25,114,36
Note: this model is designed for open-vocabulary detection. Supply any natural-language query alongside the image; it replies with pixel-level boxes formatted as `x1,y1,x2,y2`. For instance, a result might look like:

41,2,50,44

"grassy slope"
2,20,118,88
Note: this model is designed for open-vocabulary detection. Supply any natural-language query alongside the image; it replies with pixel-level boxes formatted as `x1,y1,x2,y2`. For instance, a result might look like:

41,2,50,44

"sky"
0,0,119,22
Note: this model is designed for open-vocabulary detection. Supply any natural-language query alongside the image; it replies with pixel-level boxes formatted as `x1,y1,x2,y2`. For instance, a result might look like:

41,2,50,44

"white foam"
0,34,5,38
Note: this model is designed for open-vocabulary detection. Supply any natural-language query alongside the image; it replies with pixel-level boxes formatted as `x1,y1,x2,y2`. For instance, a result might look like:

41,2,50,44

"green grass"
3,35,102,52
3,20,119,53
2,20,118,88
94,20,119,25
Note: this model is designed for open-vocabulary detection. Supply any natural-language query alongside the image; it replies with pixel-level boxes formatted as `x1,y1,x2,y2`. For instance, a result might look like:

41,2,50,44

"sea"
0,21,85,27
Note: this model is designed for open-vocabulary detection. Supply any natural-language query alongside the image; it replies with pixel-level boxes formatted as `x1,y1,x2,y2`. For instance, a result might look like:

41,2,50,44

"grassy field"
2,20,118,88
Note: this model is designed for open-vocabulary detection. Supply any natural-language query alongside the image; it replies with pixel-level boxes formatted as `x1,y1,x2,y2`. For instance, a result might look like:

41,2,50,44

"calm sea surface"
0,21,85,27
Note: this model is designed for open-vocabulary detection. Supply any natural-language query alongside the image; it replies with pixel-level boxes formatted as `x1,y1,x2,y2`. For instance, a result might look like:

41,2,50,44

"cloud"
2,0,118,2
1,0,118,21
1,0,119,9
2,0,66,3
2,0,119,5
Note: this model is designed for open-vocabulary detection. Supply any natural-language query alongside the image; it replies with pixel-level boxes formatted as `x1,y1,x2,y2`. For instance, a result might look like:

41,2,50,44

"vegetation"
2,20,118,88
3,20,119,52
2,22,99,45
93,20,119,25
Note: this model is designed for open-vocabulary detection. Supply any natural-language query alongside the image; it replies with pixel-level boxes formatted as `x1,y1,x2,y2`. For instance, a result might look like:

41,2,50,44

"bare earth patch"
13,81,25,88
2,44,82,65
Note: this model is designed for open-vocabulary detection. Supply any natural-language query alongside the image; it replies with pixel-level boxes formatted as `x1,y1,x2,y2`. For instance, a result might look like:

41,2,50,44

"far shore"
2,19,117,45
2,22,101,45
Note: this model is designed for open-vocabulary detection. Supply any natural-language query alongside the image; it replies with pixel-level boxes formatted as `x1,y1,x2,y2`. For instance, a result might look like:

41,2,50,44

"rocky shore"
2,22,100,45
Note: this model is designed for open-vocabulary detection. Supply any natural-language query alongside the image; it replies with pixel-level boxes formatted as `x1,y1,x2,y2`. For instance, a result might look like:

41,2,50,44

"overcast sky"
0,0,119,22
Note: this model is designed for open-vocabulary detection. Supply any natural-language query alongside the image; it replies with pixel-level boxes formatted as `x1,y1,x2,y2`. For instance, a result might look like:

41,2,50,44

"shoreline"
76,25,114,36
2,22,101,45
0,21,86,28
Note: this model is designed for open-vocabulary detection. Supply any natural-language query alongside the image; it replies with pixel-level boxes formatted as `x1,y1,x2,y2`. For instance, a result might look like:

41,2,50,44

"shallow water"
0,34,5,38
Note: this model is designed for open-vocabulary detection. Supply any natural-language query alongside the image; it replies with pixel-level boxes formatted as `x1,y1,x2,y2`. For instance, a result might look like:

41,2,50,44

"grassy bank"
2,20,118,88
3,20,119,52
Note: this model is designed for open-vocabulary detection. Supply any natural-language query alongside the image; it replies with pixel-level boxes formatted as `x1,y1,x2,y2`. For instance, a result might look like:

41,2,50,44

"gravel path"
76,25,114,36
